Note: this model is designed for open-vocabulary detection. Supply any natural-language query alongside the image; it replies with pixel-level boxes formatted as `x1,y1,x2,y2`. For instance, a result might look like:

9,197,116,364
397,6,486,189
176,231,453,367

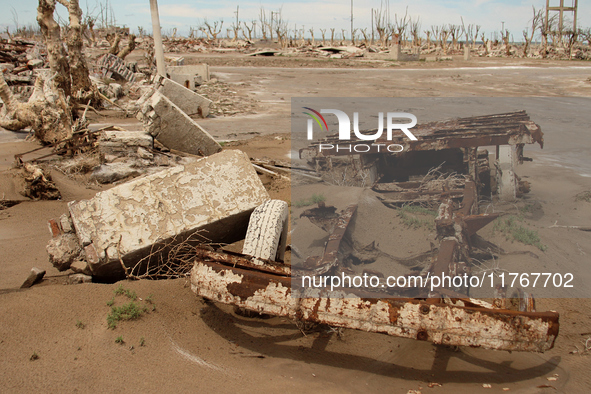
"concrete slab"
155,75,211,117
137,91,221,156
166,64,210,88
98,130,153,157
66,150,269,279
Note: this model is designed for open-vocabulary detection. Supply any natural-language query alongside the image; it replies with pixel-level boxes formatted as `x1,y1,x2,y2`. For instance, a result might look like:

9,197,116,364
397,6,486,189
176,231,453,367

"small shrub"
293,193,326,208
107,302,148,329
30,352,39,361
493,215,547,251
76,320,85,329
139,337,146,347
396,205,436,230
115,336,124,344
575,191,591,203
113,284,137,300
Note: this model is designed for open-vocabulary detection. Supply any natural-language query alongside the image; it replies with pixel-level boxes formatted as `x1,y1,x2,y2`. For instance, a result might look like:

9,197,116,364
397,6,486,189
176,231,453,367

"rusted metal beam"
299,204,358,277
190,259,559,352
194,247,291,276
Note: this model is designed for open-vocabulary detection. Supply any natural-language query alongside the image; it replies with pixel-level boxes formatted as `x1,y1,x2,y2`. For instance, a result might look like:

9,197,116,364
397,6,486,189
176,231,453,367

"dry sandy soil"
1,54,591,393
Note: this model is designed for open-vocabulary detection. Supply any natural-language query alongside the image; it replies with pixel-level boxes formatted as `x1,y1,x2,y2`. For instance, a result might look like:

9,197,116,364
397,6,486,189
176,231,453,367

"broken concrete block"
66,150,269,280
137,147,153,160
137,91,221,157
27,59,44,68
109,83,123,98
20,267,46,288
46,233,82,271
70,260,92,276
98,130,153,158
60,213,74,233
69,274,92,284
166,64,209,85
90,162,145,184
155,75,211,117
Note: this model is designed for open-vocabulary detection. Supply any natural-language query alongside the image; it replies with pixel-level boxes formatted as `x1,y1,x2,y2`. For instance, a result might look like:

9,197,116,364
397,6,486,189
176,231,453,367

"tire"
242,199,289,264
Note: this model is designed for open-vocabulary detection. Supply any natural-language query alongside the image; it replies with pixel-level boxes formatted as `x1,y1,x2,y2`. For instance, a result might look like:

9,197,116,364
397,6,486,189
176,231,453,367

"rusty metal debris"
300,204,357,276
191,252,559,352
188,111,559,353
190,185,559,352
300,111,543,201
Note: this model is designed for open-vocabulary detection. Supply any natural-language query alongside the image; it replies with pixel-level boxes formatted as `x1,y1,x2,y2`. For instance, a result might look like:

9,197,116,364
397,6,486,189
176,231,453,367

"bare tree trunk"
108,33,121,55
37,0,71,98
57,0,94,101
117,35,136,59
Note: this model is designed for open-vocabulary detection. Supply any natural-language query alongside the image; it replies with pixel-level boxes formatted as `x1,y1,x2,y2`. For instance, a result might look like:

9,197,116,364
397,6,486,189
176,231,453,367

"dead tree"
57,0,95,102
37,0,71,98
360,28,369,47
242,21,255,41
117,34,136,60
501,29,511,56
393,8,410,47
230,22,240,41
480,33,489,56
203,19,223,42
83,15,96,45
424,30,431,50
320,28,327,46
449,24,459,51
579,28,591,46
107,33,121,54
258,7,268,40
523,6,543,57
273,13,289,49
472,25,481,49
436,25,450,53
409,17,421,48
0,71,72,144
374,7,389,47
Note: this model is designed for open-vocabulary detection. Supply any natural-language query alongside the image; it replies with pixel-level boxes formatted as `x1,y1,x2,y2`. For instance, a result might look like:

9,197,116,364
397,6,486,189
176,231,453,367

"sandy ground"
1,54,591,393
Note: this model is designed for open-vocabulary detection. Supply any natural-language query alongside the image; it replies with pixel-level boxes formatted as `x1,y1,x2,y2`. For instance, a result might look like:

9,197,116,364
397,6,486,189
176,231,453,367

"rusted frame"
299,204,358,276
191,185,559,353
429,181,499,289
191,257,559,352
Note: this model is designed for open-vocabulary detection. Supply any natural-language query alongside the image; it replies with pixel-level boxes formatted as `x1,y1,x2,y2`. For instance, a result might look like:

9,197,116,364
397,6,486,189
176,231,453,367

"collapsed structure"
189,111,559,353
300,111,543,202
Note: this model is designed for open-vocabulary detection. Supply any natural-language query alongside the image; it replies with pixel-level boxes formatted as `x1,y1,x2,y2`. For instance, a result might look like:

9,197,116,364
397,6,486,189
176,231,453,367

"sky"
1,0,589,42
